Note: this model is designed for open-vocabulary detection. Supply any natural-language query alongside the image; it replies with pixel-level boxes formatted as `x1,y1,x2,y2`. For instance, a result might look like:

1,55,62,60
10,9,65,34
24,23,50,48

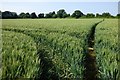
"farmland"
2,31,40,78
1,19,119,79
95,19,119,79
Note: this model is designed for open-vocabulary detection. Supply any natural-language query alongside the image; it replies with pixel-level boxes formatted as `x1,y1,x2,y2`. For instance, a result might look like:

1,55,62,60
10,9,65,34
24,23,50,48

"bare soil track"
83,20,104,80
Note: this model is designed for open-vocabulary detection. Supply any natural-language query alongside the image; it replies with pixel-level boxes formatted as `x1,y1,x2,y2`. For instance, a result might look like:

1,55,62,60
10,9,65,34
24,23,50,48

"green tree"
96,13,102,18
57,9,67,18
45,11,56,18
101,12,112,18
0,11,1,18
117,14,120,18
31,12,37,18
2,11,18,19
19,12,26,18
63,13,68,18
67,14,70,18
86,13,95,18
52,11,55,15
45,14,51,18
26,13,30,18
71,10,84,18
38,13,44,18
52,14,57,18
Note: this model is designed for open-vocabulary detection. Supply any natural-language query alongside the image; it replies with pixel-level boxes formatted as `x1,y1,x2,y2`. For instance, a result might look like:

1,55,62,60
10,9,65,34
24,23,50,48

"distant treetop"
1,9,117,19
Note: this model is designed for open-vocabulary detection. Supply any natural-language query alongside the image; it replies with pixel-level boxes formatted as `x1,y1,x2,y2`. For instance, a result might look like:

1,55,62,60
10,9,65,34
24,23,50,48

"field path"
83,20,104,80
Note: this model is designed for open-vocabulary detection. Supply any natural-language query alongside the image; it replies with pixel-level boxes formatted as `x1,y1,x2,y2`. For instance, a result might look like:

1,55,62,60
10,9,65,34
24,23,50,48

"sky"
1,2,119,16
1,0,120,2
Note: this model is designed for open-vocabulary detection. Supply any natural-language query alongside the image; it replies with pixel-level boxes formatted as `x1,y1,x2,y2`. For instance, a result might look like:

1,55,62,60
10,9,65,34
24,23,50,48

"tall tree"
0,11,1,19
117,14,120,18
67,14,70,17
12,12,18,18
57,9,67,18
71,10,84,18
63,14,68,18
31,12,37,18
52,14,57,18
51,11,57,18
2,11,18,19
19,12,26,18
45,14,51,18
38,13,44,18
26,13,30,18
101,12,112,18
51,11,55,16
45,11,56,18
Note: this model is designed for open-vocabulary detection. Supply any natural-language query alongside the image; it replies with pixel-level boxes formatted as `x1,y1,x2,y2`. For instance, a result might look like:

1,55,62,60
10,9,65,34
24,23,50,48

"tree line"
1,9,120,19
